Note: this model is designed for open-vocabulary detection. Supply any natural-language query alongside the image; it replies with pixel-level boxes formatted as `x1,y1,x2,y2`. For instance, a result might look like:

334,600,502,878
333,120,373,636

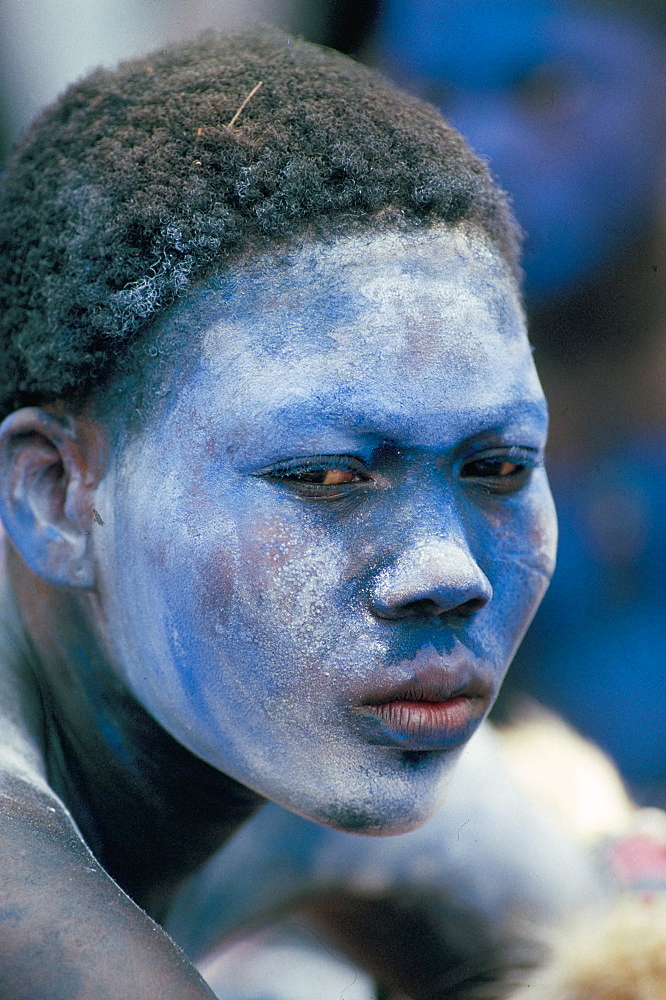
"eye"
261,457,373,500
460,450,536,495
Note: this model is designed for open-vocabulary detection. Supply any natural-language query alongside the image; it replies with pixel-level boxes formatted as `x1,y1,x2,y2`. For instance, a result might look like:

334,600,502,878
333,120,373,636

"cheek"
194,544,237,628
191,509,349,657
476,481,557,634
238,514,326,605
491,473,556,568
514,480,558,589
180,513,366,739
528,490,558,581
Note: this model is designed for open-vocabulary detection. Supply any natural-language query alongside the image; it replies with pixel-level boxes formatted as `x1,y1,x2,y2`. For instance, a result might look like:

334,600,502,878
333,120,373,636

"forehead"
151,227,543,455
203,227,520,351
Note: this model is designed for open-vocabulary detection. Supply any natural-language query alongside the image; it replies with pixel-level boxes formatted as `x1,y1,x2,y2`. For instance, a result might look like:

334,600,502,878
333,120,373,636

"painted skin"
88,226,557,835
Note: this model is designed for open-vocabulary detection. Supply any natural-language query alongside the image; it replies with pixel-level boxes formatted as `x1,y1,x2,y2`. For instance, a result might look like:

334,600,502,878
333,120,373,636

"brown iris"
321,469,356,485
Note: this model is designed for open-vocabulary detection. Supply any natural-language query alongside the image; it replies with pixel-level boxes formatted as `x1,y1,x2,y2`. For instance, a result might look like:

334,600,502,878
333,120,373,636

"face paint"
92,228,556,834
377,0,666,298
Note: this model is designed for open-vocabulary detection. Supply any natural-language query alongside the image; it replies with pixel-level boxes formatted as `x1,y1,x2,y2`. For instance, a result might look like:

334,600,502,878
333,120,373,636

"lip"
352,649,492,751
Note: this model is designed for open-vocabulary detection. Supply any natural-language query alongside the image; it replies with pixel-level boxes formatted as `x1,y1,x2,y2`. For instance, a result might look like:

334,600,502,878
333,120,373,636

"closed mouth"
352,655,492,750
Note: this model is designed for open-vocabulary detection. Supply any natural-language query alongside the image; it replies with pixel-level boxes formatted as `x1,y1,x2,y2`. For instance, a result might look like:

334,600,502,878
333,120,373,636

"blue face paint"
377,0,666,298
94,228,556,834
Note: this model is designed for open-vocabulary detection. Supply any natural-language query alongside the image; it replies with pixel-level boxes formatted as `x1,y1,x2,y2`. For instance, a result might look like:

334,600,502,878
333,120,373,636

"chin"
316,799,442,838
294,748,459,837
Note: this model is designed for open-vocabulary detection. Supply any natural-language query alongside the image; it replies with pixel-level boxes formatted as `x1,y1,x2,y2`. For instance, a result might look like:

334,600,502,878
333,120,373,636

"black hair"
0,25,521,419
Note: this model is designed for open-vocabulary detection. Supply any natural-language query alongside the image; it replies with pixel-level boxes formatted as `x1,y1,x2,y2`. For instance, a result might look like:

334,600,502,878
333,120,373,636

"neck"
3,541,264,919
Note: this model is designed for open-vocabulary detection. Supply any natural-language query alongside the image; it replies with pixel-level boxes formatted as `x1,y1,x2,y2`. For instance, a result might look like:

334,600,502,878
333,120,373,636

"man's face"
93,228,556,833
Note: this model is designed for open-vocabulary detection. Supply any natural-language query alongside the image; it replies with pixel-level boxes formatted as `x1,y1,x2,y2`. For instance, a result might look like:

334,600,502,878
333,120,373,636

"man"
0,27,562,997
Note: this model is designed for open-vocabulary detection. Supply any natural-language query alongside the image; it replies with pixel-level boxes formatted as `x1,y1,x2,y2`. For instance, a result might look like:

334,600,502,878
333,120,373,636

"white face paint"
92,227,556,834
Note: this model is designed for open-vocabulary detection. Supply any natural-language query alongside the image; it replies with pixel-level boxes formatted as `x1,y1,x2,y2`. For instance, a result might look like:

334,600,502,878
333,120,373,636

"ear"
0,408,107,589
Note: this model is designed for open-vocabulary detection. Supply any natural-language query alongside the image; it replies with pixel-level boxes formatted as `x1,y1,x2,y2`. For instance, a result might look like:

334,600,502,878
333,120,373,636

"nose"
369,537,493,622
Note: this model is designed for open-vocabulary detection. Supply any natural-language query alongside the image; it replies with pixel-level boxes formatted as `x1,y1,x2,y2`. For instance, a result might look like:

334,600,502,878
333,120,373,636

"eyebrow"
266,394,547,432
226,396,549,466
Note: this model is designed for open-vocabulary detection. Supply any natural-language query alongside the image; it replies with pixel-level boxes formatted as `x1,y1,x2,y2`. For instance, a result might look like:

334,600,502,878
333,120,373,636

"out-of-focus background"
2,0,665,808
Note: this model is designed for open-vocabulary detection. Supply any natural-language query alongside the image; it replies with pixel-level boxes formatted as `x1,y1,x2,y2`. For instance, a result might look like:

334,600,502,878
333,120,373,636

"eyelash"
260,448,539,502
459,447,539,495
262,456,373,500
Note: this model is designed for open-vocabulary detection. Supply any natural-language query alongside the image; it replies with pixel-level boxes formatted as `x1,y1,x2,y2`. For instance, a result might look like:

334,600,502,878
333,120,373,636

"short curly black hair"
0,25,521,420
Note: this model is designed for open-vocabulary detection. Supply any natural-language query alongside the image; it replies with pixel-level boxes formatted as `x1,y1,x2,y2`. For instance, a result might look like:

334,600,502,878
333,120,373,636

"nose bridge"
368,485,493,619
388,467,466,545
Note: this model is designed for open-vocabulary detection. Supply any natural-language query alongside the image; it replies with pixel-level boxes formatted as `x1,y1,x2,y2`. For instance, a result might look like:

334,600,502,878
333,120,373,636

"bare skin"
0,529,228,998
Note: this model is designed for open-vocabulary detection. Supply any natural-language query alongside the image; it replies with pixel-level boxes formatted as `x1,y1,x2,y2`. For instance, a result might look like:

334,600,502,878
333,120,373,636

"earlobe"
0,408,105,589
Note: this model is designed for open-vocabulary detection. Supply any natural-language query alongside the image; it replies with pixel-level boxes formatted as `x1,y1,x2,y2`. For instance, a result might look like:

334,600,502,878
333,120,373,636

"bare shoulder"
0,543,216,999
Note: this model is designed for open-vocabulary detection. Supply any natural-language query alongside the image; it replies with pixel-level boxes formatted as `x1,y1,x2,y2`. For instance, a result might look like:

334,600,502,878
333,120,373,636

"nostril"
375,596,486,622
456,596,487,618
